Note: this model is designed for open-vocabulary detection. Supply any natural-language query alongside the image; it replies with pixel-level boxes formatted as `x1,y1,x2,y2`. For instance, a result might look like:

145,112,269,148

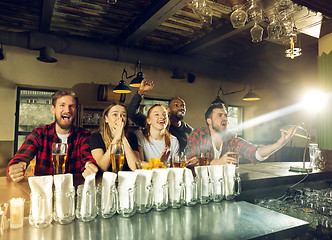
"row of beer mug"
28,165,241,227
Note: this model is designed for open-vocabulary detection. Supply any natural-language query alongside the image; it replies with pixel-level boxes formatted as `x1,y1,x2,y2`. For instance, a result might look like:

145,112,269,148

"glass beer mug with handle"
110,143,125,174
52,143,68,175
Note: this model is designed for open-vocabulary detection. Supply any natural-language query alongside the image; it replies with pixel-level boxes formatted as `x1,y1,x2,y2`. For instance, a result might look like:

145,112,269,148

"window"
141,97,171,116
14,87,56,154
227,105,244,137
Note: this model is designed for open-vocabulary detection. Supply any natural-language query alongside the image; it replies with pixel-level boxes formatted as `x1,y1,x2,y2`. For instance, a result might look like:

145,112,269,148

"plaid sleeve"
232,137,259,164
184,128,202,159
79,132,98,173
7,130,39,177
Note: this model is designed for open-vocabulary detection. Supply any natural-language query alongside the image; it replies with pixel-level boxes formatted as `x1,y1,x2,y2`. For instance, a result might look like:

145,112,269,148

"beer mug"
168,168,185,209
97,183,118,218
153,182,169,211
76,184,97,222
117,186,136,217
208,165,224,202
52,143,68,175
183,180,197,206
53,188,75,224
110,143,125,174
197,176,212,204
223,164,241,200
29,192,53,228
135,183,153,214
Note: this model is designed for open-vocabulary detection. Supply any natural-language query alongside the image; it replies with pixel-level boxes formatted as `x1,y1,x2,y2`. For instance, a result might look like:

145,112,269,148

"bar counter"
2,162,331,239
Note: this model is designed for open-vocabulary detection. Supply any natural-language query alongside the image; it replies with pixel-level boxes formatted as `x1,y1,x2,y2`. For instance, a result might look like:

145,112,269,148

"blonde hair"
99,102,129,149
142,104,171,148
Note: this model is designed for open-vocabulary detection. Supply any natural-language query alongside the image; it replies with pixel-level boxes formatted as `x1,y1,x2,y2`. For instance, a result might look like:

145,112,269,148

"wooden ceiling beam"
40,0,56,33
176,21,255,55
116,0,190,45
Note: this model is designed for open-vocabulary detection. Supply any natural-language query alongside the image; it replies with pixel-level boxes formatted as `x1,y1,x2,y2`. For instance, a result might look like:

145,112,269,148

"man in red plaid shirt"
185,103,298,166
7,90,98,182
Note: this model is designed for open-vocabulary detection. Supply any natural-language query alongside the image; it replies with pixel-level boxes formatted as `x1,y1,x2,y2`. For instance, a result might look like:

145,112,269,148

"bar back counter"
2,162,332,240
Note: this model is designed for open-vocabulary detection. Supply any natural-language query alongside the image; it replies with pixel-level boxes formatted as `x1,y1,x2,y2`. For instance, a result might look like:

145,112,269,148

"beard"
174,114,184,121
211,120,227,136
55,115,74,130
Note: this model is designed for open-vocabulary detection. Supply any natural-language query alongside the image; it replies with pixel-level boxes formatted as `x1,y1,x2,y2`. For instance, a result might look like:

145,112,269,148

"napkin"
118,171,137,209
80,173,96,216
101,172,117,213
223,164,236,197
208,165,224,195
54,174,74,218
183,168,195,202
168,168,184,202
135,170,153,205
152,168,169,204
28,175,53,221
195,166,209,197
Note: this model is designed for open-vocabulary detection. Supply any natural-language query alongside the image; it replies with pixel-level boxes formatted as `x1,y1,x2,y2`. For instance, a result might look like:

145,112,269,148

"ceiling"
0,0,331,85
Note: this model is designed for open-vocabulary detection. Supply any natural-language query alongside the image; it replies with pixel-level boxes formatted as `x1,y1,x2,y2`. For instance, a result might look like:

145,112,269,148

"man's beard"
55,115,74,130
212,121,227,136
174,113,184,121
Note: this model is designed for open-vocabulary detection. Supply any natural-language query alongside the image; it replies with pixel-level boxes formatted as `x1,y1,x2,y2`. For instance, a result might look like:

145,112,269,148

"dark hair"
100,102,129,149
143,104,171,148
168,97,185,107
51,90,78,107
204,103,227,124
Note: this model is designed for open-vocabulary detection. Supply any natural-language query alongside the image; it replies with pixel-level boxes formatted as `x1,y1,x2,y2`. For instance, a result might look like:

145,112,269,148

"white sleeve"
255,150,269,162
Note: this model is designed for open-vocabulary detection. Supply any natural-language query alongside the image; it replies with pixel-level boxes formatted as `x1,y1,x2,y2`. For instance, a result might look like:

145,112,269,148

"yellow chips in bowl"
142,158,167,170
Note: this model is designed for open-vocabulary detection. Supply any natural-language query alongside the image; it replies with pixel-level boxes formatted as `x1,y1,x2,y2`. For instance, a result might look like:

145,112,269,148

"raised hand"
138,79,154,95
278,125,299,147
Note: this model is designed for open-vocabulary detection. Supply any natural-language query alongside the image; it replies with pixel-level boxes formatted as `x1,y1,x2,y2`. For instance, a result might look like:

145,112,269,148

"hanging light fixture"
113,69,131,94
130,61,145,87
36,46,57,63
285,36,301,59
243,89,260,101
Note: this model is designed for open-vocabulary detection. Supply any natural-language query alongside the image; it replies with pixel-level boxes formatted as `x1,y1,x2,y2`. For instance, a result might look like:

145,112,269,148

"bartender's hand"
8,162,27,182
138,79,154,95
210,153,238,165
277,125,299,147
82,161,98,179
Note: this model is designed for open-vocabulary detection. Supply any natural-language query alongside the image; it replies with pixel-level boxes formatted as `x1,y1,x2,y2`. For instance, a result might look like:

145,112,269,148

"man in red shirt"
7,90,98,182
185,103,298,165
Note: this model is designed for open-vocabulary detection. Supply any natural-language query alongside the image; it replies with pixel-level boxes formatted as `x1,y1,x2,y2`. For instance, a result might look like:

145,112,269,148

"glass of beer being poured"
52,143,68,175
110,143,125,174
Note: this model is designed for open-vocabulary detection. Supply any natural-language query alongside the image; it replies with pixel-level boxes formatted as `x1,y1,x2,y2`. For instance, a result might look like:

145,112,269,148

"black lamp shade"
243,90,260,101
113,80,131,94
36,46,57,63
130,72,145,87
